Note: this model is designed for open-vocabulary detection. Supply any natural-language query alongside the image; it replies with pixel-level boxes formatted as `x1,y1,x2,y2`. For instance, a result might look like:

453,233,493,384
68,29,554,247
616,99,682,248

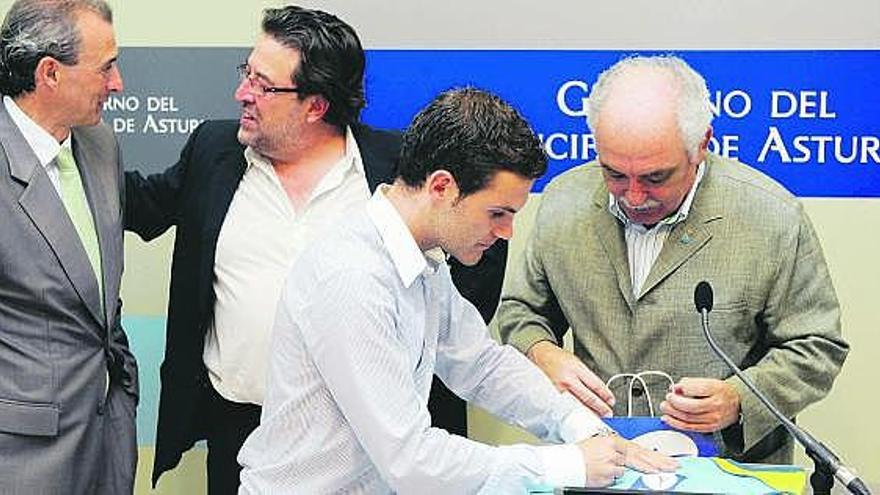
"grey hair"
0,0,112,97
586,55,713,159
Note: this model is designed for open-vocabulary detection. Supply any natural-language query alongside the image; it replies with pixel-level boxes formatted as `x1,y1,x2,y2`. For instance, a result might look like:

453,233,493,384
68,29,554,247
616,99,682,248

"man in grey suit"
499,55,849,464
0,1,137,493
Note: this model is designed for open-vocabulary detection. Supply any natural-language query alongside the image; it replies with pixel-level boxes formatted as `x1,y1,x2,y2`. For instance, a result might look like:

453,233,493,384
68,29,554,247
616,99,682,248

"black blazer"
124,120,507,486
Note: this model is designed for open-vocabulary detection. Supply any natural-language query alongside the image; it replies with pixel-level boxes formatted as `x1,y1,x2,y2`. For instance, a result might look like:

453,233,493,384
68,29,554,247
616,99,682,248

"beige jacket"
499,153,849,464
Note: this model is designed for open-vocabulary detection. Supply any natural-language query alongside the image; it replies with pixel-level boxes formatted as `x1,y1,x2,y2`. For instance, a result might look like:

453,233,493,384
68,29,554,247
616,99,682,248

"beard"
238,121,300,160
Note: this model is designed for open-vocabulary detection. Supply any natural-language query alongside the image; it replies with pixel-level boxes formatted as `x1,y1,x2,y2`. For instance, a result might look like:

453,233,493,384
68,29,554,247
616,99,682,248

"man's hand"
527,341,615,416
659,377,741,432
622,439,679,474
576,434,678,487
576,435,626,487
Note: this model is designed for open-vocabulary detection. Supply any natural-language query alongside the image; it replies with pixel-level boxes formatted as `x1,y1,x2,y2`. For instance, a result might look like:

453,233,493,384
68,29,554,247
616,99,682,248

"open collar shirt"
238,186,607,494
203,127,369,404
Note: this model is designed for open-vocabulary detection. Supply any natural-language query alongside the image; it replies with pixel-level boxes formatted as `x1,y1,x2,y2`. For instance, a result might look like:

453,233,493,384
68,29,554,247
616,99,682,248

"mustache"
618,196,662,212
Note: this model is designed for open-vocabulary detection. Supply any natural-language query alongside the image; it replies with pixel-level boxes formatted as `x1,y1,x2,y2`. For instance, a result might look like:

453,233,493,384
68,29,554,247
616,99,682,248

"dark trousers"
204,384,262,495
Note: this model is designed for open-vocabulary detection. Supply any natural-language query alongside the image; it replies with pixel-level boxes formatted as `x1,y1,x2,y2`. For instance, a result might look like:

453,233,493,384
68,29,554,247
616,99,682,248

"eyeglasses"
236,63,302,97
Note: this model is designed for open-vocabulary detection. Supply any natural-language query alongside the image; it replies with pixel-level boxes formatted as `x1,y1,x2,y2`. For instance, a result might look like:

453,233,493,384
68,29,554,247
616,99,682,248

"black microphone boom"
692,281,870,495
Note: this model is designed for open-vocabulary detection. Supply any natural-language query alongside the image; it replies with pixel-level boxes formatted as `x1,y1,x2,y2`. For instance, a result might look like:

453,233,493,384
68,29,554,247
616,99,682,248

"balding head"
587,55,713,161
594,65,686,176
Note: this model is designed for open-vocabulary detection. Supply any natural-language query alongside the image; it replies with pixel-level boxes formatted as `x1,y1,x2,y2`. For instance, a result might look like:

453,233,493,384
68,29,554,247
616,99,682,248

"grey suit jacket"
499,153,849,464
0,103,137,494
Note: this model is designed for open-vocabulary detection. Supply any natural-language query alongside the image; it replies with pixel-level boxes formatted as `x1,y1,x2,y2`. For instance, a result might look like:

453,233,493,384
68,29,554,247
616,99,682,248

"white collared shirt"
3,95,69,194
608,162,706,297
203,127,370,405
239,186,607,494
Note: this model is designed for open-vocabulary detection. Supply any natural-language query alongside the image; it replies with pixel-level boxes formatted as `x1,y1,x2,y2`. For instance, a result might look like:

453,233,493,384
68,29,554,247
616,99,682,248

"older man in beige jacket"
499,55,848,464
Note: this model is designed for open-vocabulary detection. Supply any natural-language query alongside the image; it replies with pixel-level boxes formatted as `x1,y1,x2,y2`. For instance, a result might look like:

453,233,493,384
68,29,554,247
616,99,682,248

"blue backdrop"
361,50,880,196
111,49,880,197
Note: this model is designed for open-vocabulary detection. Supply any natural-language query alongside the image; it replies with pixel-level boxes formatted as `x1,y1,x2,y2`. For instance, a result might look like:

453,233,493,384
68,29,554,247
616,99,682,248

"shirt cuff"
537,443,586,488
558,393,608,443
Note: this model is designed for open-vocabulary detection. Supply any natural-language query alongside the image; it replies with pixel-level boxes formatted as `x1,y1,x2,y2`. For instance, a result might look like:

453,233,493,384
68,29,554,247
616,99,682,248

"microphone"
694,280,713,313
693,281,870,495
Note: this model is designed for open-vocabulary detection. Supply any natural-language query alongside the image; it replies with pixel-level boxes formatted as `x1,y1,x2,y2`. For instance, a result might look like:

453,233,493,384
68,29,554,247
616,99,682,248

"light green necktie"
57,147,104,308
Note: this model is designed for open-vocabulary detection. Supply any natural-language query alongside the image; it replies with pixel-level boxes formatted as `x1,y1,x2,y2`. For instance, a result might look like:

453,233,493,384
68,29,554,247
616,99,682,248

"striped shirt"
238,186,607,494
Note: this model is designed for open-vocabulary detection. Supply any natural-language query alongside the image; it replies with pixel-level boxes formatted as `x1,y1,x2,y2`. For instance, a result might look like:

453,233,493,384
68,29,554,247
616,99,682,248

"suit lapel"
73,128,119,327
203,146,247,257
590,185,636,311
19,183,104,325
638,221,712,298
0,107,105,326
639,160,723,298
1,107,41,185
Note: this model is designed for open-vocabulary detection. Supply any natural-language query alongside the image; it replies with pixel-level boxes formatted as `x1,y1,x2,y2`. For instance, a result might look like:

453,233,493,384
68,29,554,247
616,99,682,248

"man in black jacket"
124,6,505,494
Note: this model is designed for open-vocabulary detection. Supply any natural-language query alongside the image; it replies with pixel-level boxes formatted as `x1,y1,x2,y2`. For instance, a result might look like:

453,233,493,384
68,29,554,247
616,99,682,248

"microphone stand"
699,309,870,495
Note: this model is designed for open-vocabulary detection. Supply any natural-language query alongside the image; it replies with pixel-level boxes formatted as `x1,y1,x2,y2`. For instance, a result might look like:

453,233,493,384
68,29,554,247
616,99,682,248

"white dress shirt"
608,162,706,296
203,128,370,405
3,95,67,195
238,187,607,494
